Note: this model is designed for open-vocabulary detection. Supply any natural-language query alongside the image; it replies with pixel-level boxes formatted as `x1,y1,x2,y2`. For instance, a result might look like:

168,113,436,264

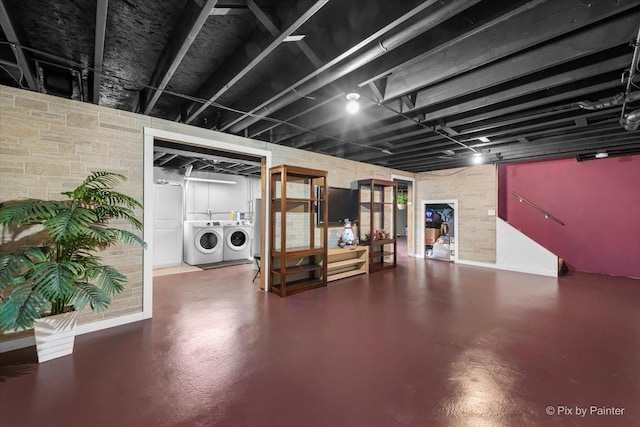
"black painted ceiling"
1,0,639,173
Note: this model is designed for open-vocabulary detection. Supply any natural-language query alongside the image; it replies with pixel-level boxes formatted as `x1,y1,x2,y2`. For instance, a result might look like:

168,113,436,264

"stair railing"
511,192,565,225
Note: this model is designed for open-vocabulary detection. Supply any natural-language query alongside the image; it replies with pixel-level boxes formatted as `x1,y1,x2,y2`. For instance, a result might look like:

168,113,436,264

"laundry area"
151,140,262,273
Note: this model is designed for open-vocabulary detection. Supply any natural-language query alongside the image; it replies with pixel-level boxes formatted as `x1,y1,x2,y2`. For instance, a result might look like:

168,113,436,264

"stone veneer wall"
415,166,497,263
0,85,412,327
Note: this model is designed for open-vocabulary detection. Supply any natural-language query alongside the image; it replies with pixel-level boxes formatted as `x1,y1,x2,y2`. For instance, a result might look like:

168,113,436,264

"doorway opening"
143,128,272,320
392,175,415,258
421,199,458,262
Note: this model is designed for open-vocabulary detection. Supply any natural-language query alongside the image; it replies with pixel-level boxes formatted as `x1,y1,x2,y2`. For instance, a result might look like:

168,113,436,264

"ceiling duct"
228,0,481,133
621,108,640,131
620,23,640,131
35,60,84,101
575,92,625,110
575,91,640,132
575,91,640,110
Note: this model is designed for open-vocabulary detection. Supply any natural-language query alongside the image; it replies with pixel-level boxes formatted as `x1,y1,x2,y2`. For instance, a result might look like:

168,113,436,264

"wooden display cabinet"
357,179,397,272
269,165,328,297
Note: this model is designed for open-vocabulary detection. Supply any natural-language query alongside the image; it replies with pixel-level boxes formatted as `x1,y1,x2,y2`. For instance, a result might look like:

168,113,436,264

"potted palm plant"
0,171,145,362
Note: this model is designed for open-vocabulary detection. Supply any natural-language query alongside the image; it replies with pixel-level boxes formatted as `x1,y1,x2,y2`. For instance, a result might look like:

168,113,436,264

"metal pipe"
623,24,640,101
620,23,640,124
220,0,441,133
576,91,640,110
621,108,640,131
576,92,625,110
228,0,480,134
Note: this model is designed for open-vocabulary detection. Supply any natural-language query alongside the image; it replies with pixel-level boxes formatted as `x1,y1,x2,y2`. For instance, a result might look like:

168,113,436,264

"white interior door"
153,184,183,268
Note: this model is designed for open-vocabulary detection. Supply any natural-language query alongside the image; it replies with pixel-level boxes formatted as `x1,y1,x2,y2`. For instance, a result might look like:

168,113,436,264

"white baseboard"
75,312,146,335
1,312,146,353
0,335,35,353
455,259,496,269
456,259,558,277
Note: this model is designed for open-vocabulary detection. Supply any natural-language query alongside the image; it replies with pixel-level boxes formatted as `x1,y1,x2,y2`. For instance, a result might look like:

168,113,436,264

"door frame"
420,199,459,262
143,127,272,320
391,174,416,256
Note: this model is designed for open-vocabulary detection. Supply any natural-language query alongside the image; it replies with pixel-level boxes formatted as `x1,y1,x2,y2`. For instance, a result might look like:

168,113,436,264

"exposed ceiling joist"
4,0,640,173
385,0,640,100
142,0,219,114
0,0,38,90
92,0,108,104
245,0,322,68
414,16,638,114
219,1,437,133
367,78,387,102
225,0,479,133
184,0,329,124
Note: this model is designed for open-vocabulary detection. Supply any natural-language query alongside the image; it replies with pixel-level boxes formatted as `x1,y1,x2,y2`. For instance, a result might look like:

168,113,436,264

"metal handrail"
511,192,565,225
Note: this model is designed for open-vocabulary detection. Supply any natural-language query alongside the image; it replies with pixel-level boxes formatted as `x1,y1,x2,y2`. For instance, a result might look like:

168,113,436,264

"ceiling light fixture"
472,152,484,165
478,136,490,143
381,149,393,155
345,92,361,114
595,151,608,159
184,177,237,184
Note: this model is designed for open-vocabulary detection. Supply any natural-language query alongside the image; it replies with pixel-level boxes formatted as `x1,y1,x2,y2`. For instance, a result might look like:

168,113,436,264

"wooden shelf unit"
357,179,397,272
327,246,369,282
269,165,328,297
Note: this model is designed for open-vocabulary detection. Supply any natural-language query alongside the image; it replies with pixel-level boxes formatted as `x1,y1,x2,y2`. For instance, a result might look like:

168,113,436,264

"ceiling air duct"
621,108,640,131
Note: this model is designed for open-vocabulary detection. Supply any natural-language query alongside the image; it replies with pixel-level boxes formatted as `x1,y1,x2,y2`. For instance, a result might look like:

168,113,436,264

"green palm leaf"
93,205,142,228
0,249,48,292
72,282,111,311
82,171,126,189
85,225,118,245
0,284,48,332
110,229,147,248
29,260,83,302
92,265,126,295
87,190,142,210
45,207,97,243
0,199,62,226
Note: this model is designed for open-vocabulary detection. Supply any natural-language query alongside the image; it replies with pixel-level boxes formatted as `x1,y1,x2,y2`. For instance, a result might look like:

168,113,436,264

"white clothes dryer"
184,220,224,265
223,224,252,261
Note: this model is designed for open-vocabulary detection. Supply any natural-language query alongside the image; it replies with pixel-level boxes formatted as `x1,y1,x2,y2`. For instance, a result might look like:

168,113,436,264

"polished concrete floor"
1,254,639,426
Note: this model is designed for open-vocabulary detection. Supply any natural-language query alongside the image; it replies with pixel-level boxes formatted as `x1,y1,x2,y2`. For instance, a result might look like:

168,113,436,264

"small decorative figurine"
342,218,355,245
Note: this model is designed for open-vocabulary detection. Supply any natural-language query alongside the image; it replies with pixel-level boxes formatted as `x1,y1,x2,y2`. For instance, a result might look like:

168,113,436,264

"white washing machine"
223,224,252,261
184,220,224,265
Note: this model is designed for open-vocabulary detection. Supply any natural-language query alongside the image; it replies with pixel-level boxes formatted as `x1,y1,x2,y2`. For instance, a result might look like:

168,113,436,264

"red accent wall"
499,155,640,278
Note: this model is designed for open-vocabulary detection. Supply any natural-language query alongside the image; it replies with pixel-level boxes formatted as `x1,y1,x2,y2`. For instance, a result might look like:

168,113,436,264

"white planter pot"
34,311,79,363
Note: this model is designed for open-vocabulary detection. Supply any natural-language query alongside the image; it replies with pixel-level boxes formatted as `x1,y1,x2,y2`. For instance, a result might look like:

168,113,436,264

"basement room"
1,1,639,426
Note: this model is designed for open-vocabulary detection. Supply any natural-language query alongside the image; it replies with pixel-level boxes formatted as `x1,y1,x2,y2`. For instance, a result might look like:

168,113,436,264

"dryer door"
226,228,250,252
195,228,223,254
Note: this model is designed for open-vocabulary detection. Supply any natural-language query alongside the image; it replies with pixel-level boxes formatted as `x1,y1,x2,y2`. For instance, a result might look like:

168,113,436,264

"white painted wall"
496,218,558,277
154,167,260,222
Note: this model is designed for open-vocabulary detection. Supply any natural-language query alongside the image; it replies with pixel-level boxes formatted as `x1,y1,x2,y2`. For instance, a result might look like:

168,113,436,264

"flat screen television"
317,187,359,225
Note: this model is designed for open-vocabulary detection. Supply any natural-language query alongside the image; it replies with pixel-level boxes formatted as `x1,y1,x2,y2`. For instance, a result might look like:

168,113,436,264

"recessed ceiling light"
283,35,305,42
478,136,490,143
595,152,608,159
